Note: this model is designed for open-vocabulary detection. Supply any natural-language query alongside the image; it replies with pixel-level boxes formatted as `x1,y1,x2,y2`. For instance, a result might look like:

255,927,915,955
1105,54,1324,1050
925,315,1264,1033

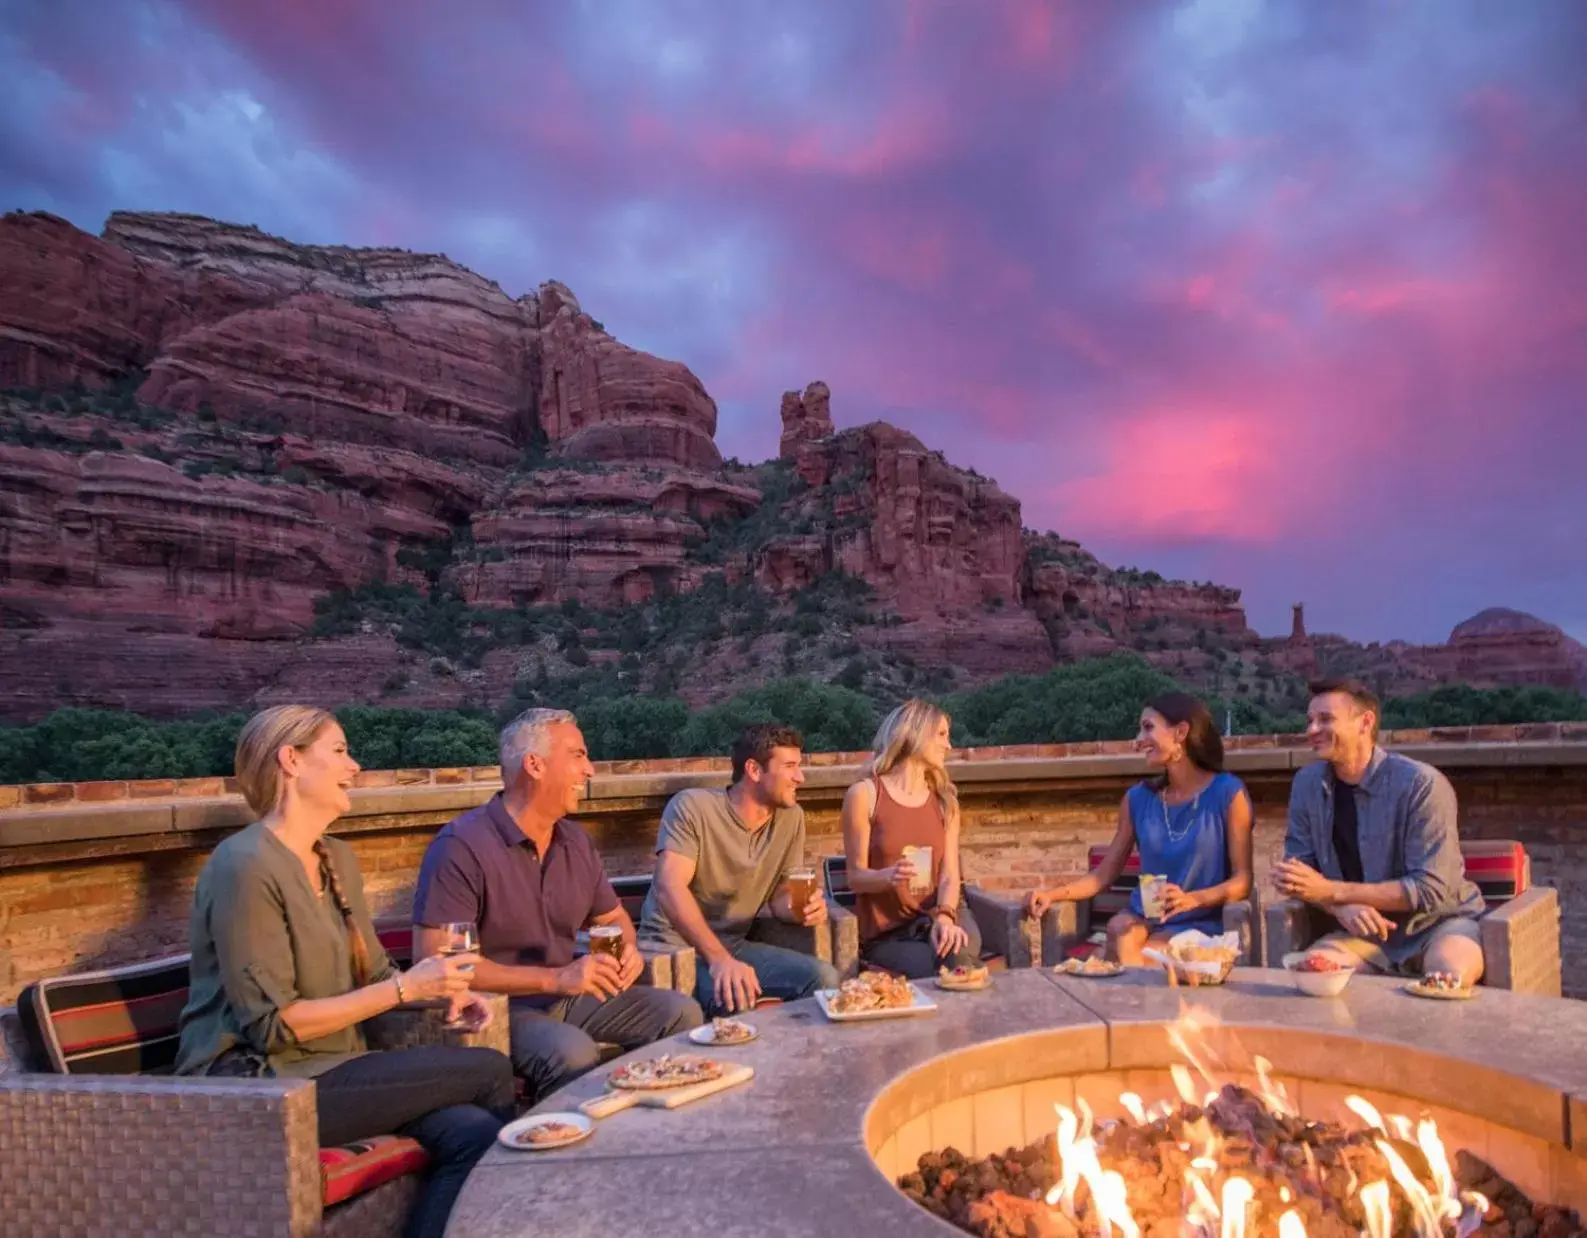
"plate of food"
815,970,937,1021
934,963,992,991
608,1054,728,1091
1054,956,1124,979
1143,930,1241,987
498,1112,593,1151
1404,971,1475,1001
689,1016,758,1046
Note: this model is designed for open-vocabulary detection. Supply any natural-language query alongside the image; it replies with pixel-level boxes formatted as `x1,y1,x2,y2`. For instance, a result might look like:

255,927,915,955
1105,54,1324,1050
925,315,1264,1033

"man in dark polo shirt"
414,708,701,1100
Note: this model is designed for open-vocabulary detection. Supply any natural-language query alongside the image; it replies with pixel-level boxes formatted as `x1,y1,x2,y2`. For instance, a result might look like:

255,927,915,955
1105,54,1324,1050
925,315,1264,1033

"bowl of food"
1144,930,1241,987
1282,951,1354,997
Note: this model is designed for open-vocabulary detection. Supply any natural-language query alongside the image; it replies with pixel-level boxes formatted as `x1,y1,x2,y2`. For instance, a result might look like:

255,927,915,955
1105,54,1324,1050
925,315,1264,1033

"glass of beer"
788,868,818,920
1139,875,1168,921
903,845,933,894
588,924,624,963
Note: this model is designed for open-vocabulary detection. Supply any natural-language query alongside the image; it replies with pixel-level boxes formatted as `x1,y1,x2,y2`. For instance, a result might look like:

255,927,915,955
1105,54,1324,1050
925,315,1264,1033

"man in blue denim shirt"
1276,678,1486,984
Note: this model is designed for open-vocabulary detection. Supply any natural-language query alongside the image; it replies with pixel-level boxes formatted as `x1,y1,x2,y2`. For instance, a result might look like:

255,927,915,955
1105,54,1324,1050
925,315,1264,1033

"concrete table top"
444,968,1587,1238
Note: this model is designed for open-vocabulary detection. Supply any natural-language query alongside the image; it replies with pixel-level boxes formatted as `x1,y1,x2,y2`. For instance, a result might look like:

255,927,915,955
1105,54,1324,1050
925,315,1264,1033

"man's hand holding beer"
557,952,624,1000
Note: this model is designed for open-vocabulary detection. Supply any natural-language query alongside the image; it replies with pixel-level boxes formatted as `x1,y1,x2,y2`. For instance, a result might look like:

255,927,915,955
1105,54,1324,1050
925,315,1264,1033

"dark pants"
861,903,984,979
316,1046,515,1238
509,985,703,1102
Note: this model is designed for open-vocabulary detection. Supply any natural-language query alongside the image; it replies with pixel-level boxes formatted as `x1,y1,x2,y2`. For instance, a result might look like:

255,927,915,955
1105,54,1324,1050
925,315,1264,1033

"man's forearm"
1325,880,1414,913
469,957,566,998
659,885,733,965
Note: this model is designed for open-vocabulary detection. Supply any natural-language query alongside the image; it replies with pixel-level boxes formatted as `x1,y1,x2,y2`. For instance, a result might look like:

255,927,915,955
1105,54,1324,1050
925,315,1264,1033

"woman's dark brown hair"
1145,691,1224,782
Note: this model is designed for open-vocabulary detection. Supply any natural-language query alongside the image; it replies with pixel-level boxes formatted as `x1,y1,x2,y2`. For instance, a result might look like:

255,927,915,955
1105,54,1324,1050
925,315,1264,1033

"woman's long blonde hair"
233,705,374,985
234,705,338,816
864,699,959,828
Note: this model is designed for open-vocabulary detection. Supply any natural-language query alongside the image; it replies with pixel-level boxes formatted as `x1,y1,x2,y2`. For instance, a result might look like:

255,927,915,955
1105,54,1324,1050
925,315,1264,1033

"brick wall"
2,727,1584,1007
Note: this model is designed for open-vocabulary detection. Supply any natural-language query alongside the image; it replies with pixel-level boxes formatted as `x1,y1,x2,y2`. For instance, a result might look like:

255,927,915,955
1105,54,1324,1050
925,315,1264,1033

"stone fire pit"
444,970,1587,1237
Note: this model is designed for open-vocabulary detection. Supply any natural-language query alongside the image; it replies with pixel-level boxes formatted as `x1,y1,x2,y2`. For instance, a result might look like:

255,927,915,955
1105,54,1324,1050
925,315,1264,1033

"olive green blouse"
175,822,395,1079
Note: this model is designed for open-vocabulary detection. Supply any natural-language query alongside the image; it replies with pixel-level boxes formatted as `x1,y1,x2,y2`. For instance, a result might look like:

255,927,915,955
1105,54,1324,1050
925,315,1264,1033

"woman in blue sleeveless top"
1025,693,1253,965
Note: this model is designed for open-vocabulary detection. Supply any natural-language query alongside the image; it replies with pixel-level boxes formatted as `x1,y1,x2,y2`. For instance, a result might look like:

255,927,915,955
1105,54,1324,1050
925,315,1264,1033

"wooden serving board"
578,1062,755,1119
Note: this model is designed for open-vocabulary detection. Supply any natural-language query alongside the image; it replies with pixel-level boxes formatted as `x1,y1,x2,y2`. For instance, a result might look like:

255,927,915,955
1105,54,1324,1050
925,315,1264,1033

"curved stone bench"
445,969,1587,1236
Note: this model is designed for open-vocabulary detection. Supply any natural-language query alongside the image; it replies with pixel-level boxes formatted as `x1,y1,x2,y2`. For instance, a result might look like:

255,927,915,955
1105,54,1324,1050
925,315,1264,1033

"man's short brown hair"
731,723,804,783
1308,677,1381,739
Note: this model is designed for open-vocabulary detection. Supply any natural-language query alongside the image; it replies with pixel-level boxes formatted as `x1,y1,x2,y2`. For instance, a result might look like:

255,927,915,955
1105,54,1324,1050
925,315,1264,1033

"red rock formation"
463,464,759,607
1,208,1580,721
535,283,721,469
779,381,834,459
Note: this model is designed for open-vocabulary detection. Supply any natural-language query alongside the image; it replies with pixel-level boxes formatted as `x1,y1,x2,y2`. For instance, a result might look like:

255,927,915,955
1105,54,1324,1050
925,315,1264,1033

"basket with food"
1143,930,1241,987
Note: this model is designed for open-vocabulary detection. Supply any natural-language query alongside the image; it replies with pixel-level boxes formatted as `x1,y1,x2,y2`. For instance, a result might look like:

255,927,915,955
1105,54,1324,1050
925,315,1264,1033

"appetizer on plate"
936,963,991,990
515,1121,582,1146
1406,971,1474,1000
1055,956,1123,978
829,970,916,1014
708,1016,755,1044
608,1055,727,1090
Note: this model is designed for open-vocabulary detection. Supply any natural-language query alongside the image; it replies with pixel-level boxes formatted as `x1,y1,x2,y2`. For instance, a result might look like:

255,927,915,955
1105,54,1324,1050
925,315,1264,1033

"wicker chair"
1264,839,1562,994
821,855,1041,969
1036,845,1262,968
0,953,508,1238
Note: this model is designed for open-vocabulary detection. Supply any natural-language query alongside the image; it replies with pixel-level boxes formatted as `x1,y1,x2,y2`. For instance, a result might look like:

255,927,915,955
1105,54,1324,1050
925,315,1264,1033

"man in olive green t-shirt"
639,723,838,1015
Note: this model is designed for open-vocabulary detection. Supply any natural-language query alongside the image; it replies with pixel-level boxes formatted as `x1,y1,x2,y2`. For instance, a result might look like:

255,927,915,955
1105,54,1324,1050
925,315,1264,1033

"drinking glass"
436,921,478,1027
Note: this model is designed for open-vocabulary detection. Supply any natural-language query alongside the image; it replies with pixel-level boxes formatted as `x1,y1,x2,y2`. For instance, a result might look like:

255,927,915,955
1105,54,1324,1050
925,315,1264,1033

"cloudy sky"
3,0,1584,644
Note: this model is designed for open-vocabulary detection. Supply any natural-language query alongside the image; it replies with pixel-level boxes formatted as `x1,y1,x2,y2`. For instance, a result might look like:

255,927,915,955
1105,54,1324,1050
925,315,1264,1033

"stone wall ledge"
4,739,1585,858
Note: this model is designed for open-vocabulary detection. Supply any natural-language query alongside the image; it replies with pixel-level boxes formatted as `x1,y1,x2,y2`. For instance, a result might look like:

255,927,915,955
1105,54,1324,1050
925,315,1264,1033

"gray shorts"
1313,915,1482,977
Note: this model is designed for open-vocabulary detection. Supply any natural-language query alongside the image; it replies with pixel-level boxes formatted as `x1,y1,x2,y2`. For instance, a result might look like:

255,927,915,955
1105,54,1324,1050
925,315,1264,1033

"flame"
1220,1177,1254,1238
1046,1102,1141,1237
1376,1138,1448,1238
1118,1091,1147,1125
1253,1056,1297,1116
1345,1095,1386,1131
1171,1063,1199,1104
1276,1211,1307,1238
1185,1168,1221,1231
1361,1181,1393,1238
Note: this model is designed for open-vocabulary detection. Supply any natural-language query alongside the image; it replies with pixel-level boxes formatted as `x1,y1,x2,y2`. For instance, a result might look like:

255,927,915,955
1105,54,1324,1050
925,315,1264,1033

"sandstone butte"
1,209,1583,722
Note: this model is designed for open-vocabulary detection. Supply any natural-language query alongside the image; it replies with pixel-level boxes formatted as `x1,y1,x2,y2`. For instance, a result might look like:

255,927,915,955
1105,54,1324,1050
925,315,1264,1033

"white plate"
1053,961,1125,979
688,1020,759,1046
1404,980,1474,1001
934,973,992,992
814,983,937,1022
498,1112,594,1151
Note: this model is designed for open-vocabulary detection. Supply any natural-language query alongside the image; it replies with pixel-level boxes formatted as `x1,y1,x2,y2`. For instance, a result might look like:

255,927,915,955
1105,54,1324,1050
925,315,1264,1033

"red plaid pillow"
320,1135,429,1207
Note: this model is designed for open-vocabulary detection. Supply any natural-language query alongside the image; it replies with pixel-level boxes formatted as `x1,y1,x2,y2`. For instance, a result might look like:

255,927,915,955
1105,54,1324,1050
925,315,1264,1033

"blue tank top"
1126,771,1243,934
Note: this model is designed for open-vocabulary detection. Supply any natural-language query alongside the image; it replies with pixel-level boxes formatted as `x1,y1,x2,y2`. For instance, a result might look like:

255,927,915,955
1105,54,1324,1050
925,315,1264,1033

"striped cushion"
1087,846,1137,919
374,920,415,968
321,1135,430,1207
18,954,190,1075
1462,841,1530,905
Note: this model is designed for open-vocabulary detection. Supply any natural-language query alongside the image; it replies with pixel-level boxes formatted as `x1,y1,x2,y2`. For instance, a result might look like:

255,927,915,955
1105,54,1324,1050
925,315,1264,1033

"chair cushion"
17,954,190,1075
1462,841,1530,905
610,874,652,923
321,1135,430,1207
374,920,415,968
1087,846,1137,919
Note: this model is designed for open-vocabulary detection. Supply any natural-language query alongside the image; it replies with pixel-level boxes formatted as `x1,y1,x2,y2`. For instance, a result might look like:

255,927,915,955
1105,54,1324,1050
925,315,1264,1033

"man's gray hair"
499,708,577,781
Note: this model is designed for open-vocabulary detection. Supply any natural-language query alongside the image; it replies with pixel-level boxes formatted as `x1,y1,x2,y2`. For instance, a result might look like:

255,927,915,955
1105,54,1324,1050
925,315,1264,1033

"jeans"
509,985,703,1102
693,939,841,1018
861,903,984,979
314,1046,515,1238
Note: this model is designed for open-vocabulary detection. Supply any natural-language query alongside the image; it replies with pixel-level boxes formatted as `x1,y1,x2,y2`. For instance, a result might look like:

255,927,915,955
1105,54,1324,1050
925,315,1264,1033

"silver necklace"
1159,784,1205,845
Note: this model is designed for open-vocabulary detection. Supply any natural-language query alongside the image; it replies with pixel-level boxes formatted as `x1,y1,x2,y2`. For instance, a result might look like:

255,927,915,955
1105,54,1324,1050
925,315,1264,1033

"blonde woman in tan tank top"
839,700,982,977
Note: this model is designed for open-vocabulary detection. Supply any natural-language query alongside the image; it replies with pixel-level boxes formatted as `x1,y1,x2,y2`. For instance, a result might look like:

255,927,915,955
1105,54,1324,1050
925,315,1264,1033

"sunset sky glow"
2,0,1584,644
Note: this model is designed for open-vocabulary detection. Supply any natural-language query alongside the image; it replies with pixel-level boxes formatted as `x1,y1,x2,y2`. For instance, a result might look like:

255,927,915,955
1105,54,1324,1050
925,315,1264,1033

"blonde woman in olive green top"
175,706,515,1238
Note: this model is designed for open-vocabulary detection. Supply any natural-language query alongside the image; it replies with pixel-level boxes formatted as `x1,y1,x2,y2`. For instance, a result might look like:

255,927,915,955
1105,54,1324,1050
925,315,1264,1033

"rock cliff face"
0,209,1577,721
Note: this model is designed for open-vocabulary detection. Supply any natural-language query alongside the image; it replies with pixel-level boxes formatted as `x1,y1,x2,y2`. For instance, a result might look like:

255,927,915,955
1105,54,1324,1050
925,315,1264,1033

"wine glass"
436,922,478,1027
